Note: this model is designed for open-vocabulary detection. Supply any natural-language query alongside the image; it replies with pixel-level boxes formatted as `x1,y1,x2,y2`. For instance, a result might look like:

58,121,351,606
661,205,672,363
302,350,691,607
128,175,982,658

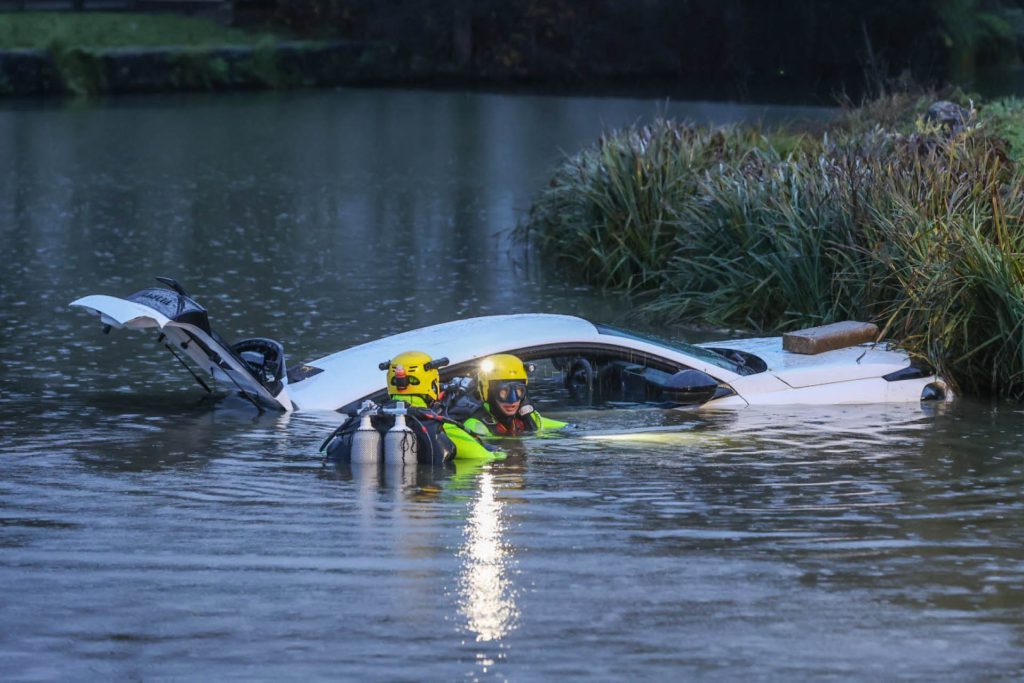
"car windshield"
594,324,746,374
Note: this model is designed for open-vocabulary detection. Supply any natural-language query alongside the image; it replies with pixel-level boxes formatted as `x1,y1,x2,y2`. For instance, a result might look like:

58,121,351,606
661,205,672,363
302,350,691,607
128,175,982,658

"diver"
456,354,567,437
322,350,497,465
382,350,499,461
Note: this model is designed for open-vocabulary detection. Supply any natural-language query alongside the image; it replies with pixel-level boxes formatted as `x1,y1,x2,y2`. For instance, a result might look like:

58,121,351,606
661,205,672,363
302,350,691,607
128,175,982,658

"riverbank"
518,94,1024,399
0,41,400,96
0,13,402,96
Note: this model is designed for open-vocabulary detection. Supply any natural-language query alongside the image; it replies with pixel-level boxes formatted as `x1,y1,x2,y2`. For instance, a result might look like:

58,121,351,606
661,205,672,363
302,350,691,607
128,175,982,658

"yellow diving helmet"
379,350,448,401
478,354,529,404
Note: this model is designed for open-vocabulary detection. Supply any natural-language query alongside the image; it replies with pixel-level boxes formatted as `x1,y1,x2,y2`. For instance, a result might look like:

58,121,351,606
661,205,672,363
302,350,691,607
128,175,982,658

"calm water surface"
1,88,1022,680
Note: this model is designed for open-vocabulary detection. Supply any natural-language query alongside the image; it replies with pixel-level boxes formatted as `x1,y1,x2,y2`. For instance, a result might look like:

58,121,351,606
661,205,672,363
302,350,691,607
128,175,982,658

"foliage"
836,92,938,134
980,97,1024,160
266,1,1024,96
172,49,232,90
247,41,279,87
935,0,1023,58
47,41,106,96
523,121,778,291
519,98,1024,398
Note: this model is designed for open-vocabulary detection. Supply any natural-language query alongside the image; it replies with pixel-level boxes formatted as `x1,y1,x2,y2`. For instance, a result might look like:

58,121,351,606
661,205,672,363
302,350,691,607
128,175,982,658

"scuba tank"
383,402,418,465
320,400,382,464
321,399,458,466
350,411,382,464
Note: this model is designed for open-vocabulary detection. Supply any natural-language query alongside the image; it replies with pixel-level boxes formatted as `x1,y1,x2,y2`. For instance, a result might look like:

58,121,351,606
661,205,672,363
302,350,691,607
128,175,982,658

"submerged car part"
70,279,292,411
71,279,951,412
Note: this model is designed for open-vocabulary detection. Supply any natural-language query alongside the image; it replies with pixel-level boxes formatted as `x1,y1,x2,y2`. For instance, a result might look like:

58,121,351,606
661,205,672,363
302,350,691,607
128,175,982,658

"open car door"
70,278,292,412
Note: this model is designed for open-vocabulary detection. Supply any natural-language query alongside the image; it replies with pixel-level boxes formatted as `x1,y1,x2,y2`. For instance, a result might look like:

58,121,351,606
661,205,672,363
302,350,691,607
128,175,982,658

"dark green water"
1,88,1021,680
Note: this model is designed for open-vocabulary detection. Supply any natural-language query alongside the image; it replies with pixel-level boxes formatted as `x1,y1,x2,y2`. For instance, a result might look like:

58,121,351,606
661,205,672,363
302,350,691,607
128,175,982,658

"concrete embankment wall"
0,41,402,96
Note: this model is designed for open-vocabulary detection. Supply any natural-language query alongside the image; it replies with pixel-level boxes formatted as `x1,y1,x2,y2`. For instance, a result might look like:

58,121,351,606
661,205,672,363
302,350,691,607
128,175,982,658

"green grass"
518,96,1024,399
0,12,275,49
979,96,1024,160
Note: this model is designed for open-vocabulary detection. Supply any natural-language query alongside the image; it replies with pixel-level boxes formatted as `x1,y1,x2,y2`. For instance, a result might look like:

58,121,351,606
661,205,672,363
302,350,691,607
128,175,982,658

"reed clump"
518,97,1024,398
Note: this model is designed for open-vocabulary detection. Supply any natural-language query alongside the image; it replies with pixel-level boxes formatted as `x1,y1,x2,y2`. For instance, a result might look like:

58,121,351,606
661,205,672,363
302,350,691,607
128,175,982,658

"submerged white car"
70,278,949,413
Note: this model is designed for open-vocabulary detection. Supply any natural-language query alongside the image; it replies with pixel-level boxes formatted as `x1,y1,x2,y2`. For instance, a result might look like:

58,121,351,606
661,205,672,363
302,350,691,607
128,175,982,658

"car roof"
290,314,606,411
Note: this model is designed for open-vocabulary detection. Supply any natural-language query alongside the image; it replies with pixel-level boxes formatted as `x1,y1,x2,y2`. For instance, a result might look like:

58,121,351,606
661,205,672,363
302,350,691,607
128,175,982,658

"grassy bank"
0,12,274,49
518,94,1024,399
0,12,391,97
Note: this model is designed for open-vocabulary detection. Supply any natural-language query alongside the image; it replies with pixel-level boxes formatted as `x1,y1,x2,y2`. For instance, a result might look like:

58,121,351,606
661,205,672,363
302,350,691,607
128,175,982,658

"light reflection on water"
1,88,1022,679
458,469,519,642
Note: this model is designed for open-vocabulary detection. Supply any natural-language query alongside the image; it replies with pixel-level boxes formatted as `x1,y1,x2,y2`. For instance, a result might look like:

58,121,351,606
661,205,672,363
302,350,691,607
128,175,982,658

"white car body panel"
736,377,890,406
731,337,908,387
71,289,949,413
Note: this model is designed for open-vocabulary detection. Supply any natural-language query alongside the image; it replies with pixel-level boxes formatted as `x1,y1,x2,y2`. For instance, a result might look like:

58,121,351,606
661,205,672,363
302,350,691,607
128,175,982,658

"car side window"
528,353,692,407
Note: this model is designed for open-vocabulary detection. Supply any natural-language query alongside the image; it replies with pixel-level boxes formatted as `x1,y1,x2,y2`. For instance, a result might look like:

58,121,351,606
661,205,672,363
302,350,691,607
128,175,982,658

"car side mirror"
662,369,719,405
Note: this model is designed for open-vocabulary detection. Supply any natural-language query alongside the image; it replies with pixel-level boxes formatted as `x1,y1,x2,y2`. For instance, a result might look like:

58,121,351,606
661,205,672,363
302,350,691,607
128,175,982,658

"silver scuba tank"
384,402,419,465
350,403,382,464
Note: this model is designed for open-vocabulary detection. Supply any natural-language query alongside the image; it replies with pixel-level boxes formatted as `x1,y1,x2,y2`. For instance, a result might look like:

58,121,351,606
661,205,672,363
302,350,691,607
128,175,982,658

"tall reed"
518,101,1024,398
523,121,779,291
